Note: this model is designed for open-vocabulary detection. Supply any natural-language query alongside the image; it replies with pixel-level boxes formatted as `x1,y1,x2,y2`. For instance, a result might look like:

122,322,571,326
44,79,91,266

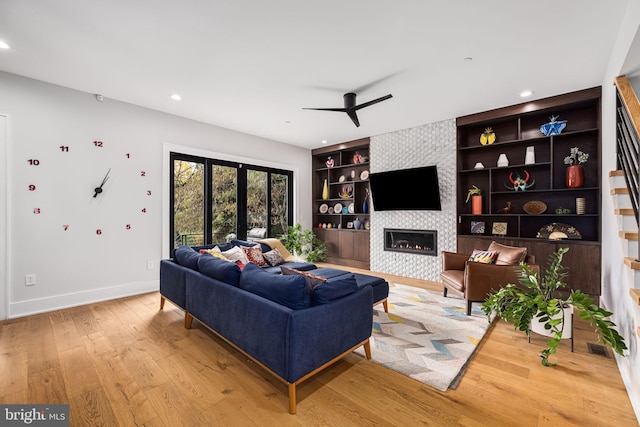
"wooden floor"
0,264,637,426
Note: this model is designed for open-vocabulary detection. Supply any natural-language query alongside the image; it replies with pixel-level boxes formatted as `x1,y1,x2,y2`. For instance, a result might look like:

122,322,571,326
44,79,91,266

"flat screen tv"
368,165,441,211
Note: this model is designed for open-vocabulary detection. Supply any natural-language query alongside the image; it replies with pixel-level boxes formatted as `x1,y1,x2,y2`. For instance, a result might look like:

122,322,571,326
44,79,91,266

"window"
170,152,293,251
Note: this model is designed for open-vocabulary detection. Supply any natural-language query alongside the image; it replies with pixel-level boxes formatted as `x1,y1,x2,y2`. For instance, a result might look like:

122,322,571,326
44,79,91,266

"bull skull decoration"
505,170,535,191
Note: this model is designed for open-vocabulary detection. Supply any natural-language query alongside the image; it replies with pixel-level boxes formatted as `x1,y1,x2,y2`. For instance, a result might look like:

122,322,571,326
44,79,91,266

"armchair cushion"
488,241,527,265
468,249,498,264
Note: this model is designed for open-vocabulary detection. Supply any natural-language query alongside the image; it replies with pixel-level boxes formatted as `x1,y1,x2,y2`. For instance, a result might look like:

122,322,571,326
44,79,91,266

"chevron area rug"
354,283,493,391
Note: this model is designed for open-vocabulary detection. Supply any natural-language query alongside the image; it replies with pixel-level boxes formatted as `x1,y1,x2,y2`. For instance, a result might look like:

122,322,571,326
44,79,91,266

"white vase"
530,305,573,339
525,146,535,165
497,153,509,167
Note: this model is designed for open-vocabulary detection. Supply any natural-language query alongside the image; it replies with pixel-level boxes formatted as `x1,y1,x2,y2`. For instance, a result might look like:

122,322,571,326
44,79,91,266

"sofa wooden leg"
443,287,448,297
466,300,472,315
185,313,193,329
382,299,388,313
160,296,165,310
363,339,372,360
288,383,297,414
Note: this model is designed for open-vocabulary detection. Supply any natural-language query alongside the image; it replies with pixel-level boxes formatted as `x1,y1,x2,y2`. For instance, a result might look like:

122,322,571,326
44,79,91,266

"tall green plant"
481,247,626,366
279,224,326,262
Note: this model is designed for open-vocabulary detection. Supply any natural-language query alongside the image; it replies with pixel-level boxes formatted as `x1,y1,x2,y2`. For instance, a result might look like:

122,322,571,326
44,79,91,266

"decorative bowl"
523,200,547,215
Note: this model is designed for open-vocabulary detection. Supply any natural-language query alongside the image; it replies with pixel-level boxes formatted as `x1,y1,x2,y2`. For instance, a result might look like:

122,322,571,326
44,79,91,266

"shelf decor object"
353,151,364,164
540,115,568,136
523,200,547,215
466,185,482,214
536,223,582,240
471,221,485,234
497,153,509,167
576,197,586,214
326,156,335,168
322,179,329,200
564,147,588,188
524,146,535,165
338,185,353,199
363,188,370,213
492,222,507,236
480,127,496,145
505,171,535,191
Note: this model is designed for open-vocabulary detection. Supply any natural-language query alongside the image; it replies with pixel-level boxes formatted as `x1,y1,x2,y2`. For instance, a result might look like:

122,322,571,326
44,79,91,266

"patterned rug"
354,283,493,391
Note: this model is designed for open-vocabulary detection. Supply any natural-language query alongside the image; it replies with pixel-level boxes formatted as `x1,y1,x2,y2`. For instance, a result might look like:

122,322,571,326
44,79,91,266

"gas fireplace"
384,228,437,256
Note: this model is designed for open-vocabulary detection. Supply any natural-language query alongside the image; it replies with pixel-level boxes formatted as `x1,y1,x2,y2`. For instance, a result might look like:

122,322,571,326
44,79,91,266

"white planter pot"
530,305,573,339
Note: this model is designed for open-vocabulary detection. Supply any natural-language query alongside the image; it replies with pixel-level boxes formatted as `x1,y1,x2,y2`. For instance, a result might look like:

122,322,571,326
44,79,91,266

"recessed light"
520,90,534,97
0,41,10,50
321,140,328,144
170,94,181,101
463,57,473,62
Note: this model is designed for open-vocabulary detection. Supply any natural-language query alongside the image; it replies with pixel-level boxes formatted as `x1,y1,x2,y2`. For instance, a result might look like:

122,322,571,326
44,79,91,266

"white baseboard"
8,280,159,319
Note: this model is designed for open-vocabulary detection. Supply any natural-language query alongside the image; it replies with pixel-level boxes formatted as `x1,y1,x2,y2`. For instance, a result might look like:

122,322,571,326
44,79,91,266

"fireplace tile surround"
369,119,457,281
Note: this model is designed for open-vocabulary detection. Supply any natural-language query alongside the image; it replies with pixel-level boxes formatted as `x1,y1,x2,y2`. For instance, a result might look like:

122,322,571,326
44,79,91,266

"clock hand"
93,168,111,198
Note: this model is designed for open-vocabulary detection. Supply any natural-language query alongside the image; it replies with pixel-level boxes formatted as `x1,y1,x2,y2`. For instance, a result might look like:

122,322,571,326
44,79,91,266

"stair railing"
615,76,640,259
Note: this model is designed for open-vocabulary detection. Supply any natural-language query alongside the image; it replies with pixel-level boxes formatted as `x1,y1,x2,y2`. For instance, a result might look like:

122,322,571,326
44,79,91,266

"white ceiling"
0,0,637,149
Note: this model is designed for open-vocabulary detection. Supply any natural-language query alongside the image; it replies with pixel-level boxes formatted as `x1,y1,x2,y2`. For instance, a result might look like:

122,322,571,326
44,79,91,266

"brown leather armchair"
441,242,538,315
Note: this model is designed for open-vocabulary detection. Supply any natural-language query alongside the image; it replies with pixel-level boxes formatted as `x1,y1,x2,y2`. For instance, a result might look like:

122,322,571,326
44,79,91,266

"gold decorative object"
480,127,496,145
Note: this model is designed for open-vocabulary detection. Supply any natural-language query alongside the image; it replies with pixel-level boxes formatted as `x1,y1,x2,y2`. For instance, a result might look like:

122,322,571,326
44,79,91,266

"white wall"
369,119,457,281
0,71,312,319
601,0,640,420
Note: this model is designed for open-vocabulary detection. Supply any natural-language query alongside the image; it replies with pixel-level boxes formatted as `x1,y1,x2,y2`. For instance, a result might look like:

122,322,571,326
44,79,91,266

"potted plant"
279,223,326,262
466,185,482,215
563,146,589,188
481,247,626,366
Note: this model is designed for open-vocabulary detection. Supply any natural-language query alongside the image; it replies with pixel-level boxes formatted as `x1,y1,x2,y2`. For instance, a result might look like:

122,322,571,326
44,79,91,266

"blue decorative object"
362,198,369,214
540,115,567,136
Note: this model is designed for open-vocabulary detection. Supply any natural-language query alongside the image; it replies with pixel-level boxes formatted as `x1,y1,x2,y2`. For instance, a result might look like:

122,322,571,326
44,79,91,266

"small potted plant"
279,223,326,262
563,147,589,188
481,247,626,366
466,185,482,215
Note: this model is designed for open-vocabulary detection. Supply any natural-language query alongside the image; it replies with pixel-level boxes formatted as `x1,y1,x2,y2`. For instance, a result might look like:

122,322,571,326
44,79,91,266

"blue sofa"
159,243,375,414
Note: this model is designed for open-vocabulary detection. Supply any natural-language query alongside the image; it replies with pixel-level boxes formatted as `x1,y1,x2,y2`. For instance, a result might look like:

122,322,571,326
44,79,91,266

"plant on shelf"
563,147,589,165
481,247,626,366
465,185,482,203
279,223,326,262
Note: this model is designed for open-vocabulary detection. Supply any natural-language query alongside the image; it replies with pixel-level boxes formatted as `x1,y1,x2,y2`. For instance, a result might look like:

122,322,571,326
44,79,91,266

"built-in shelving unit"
456,87,602,298
311,138,370,269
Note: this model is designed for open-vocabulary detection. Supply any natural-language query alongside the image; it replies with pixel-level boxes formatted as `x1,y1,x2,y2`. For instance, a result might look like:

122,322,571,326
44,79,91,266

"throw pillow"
468,249,499,264
241,245,267,266
239,263,310,310
197,255,242,286
263,248,285,266
281,265,327,293
312,274,358,306
487,241,527,265
200,247,230,260
173,245,200,270
221,245,250,264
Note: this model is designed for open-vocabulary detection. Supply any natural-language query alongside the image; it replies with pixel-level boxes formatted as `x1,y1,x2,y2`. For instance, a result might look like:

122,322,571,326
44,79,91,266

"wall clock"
25,139,152,237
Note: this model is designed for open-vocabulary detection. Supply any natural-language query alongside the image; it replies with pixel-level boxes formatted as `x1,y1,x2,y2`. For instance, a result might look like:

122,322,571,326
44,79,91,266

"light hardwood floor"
0,264,637,426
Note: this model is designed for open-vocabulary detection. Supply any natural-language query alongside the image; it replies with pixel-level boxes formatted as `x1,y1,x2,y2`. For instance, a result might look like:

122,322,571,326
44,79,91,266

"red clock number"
96,229,102,235
28,159,40,166
60,146,69,152
126,224,131,230
147,190,152,196
33,208,41,214
28,185,36,191
141,208,147,213
63,225,69,231
93,141,103,147
140,171,146,177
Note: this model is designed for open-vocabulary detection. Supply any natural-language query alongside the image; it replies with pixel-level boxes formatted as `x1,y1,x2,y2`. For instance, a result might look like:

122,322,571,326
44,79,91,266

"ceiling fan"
303,92,393,127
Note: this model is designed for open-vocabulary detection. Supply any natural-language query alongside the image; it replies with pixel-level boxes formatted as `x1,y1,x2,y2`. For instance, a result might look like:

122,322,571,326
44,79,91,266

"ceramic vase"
322,179,329,200
353,217,362,230
362,197,368,214
566,165,584,188
524,146,535,165
497,153,509,167
471,195,482,215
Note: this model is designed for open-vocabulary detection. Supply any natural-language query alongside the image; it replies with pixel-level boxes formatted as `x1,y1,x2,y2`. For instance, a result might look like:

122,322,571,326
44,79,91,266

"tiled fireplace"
384,228,437,256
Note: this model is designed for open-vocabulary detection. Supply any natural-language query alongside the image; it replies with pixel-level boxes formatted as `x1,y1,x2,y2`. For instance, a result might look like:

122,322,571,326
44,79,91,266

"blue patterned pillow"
468,249,498,264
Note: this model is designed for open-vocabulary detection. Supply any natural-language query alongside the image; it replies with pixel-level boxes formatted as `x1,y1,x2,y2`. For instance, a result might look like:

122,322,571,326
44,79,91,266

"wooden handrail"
615,76,640,141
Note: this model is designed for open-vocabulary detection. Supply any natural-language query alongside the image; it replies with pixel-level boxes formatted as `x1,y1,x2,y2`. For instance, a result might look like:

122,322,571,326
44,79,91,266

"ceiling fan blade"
352,94,393,111
302,107,347,112
346,110,360,127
